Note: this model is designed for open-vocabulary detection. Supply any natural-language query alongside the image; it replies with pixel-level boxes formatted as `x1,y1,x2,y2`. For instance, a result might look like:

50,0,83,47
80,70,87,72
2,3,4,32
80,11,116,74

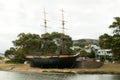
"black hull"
27,56,77,68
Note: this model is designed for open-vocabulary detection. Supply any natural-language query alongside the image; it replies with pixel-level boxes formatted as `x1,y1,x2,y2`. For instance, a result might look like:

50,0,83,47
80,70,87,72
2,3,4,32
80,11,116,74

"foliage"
80,49,95,58
12,33,41,54
109,17,120,35
40,32,73,55
109,17,120,60
5,32,73,63
99,33,113,49
111,34,120,60
74,42,86,48
73,39,98,48
87,50,95,58
80,50,88,57
40,33,57,55
4,47,16,58
99,17,120,61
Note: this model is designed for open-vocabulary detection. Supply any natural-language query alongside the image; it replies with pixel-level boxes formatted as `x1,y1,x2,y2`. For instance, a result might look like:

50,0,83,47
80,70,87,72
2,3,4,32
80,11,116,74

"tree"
50,32,73,54
5,32,73,63
88,49,95,58
40,33,57,55
109,17,120,35
4,47,16,59
12,33,41,54
74,41,86,48
79,50,88,57
99,33,113,49
109,17,120,60
111,34,120,60
6,33,42,63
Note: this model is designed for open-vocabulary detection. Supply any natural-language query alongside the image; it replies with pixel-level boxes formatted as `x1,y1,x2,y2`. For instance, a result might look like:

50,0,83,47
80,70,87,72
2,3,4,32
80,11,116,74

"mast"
61,9,65,54
61,9,65,34
43,8,47,33
43,8,48,54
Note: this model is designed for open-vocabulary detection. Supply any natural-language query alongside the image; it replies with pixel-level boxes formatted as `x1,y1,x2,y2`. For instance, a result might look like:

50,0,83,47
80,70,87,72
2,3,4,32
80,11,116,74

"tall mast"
43,9,48,55
61,9,65,34
61,9,65,54
43,8,47,33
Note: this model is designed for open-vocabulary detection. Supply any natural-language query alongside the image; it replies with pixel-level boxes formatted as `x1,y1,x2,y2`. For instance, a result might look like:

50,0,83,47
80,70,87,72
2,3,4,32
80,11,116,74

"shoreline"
0,63,120,74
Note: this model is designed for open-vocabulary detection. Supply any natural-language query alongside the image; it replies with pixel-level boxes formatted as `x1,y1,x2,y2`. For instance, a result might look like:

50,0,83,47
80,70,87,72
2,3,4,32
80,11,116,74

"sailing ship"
26,9,80,68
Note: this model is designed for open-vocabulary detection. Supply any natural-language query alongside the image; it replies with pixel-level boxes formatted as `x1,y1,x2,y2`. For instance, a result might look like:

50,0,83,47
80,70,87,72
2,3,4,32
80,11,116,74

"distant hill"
73,39,99,47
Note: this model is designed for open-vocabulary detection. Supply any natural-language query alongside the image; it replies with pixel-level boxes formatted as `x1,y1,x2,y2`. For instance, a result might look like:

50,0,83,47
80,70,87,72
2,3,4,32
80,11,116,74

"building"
85,44,100,53
95,49,112,62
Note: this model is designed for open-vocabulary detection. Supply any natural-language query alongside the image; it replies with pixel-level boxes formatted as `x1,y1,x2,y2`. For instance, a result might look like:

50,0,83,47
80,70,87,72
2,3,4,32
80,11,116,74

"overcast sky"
0,0,120,53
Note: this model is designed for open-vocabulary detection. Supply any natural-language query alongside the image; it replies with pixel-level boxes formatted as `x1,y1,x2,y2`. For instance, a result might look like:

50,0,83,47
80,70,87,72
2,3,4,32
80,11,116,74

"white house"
95,49,113,61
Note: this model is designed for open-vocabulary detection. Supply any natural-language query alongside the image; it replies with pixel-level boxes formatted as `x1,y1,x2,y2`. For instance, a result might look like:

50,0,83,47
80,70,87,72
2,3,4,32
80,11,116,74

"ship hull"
27,56,77,68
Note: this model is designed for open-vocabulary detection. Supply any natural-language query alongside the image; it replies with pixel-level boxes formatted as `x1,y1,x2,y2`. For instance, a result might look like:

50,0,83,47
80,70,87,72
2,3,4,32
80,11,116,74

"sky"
0,0,120,53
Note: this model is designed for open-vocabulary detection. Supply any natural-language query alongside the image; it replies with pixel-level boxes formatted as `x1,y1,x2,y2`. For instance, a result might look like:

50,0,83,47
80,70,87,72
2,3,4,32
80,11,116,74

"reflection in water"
67,74,120,80
0,71,120,80
112,75,120,80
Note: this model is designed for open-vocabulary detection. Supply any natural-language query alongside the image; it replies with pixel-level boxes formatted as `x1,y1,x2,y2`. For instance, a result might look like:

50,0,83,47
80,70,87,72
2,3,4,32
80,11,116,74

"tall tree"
109,17,120,60
99,33,113,49
109,17,120,35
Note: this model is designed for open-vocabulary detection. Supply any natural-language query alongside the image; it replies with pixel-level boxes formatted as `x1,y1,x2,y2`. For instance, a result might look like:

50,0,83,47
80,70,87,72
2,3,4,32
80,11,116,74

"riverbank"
0,63,120,74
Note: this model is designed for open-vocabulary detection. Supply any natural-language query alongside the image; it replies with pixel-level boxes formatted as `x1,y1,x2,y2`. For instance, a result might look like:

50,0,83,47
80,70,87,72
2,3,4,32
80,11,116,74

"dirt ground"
0,63,120,74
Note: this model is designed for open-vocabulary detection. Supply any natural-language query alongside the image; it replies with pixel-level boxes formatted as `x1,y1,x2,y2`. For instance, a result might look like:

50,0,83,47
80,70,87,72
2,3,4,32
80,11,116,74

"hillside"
73,39,99,47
